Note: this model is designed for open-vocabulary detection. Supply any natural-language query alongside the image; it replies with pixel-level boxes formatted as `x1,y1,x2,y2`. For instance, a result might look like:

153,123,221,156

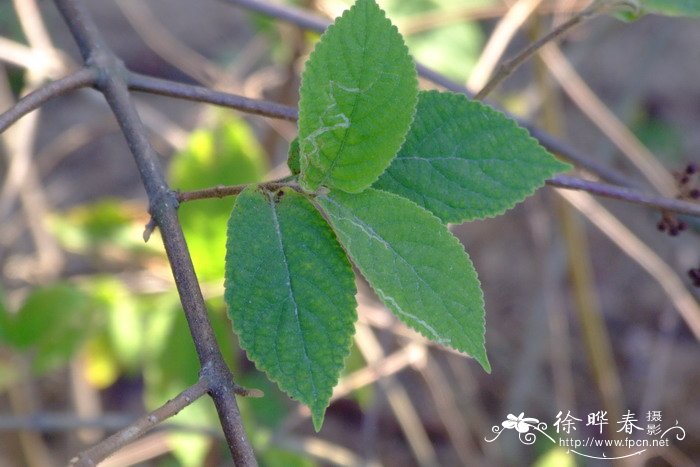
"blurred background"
0,0,698,465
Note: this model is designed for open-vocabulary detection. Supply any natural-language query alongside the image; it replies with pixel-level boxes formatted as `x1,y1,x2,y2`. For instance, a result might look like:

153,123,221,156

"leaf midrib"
316,4,372,189
321,194,468,333
267,193,319,400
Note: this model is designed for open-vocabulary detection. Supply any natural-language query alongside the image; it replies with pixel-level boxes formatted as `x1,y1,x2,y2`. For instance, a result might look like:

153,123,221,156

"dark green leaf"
225,187,357,429
375,91,570,223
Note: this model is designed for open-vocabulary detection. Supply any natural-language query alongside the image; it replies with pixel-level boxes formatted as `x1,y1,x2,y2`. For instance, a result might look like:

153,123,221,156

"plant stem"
69,379,210,466
177,179,301,203
176,175,700,219
127,72,298,121
547,175,700,217
474,0,607,100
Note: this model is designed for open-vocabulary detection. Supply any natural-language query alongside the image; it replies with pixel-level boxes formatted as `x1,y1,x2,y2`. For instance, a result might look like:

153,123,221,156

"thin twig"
0,68,96,134
175,175,700,219
474,0,607,100
468,0,545,94
546,175,700,217
69,379,210,467
127,72,298,121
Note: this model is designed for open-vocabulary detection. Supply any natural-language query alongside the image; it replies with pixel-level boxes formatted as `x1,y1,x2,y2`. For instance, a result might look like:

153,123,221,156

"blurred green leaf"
83,334,120,389
341,341,374,408
89,277,144,372
533,447,576,467
50,198,161,261
169,113,267,281
261,448,317,467
3,284,97,374
631,111,683,164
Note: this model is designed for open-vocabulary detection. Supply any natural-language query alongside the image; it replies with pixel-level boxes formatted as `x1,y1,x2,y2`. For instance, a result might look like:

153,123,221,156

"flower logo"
502,413,540,433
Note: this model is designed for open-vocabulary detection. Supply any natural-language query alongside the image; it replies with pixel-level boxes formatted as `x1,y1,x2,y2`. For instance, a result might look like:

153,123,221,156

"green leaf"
617,0,700,19
317,188,490,371
288,137,301,175
374,91,570,223
5,284,96,373
298,0,418,193
224,187,357,430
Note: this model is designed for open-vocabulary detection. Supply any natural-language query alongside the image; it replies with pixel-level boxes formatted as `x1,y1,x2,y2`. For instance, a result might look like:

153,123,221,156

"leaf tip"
476,352,492,374
311,407,326,432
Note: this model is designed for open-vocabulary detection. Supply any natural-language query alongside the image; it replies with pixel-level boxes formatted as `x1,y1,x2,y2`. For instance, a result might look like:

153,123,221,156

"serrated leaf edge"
382,90,571,223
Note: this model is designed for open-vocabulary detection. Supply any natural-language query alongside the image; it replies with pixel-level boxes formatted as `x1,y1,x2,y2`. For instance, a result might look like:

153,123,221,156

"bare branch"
547,175,700,217
474,0,605,100
468,0,545,94
52,0,257,464
0,68,96,134
127,72,298,121
69,379,210,467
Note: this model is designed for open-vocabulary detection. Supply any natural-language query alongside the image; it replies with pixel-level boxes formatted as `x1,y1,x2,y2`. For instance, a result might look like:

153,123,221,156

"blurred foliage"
0,284,98,376
533,447,577,467
630,109,683,165
50,198,163,266
169,112,267,282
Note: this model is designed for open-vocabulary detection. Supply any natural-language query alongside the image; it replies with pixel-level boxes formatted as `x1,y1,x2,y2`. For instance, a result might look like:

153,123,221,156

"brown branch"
68,379,210,467
51,0,257,464
127,72,298,121
176,175,700,219
0,68,96,134
474,0,607,100
547,175,700,217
